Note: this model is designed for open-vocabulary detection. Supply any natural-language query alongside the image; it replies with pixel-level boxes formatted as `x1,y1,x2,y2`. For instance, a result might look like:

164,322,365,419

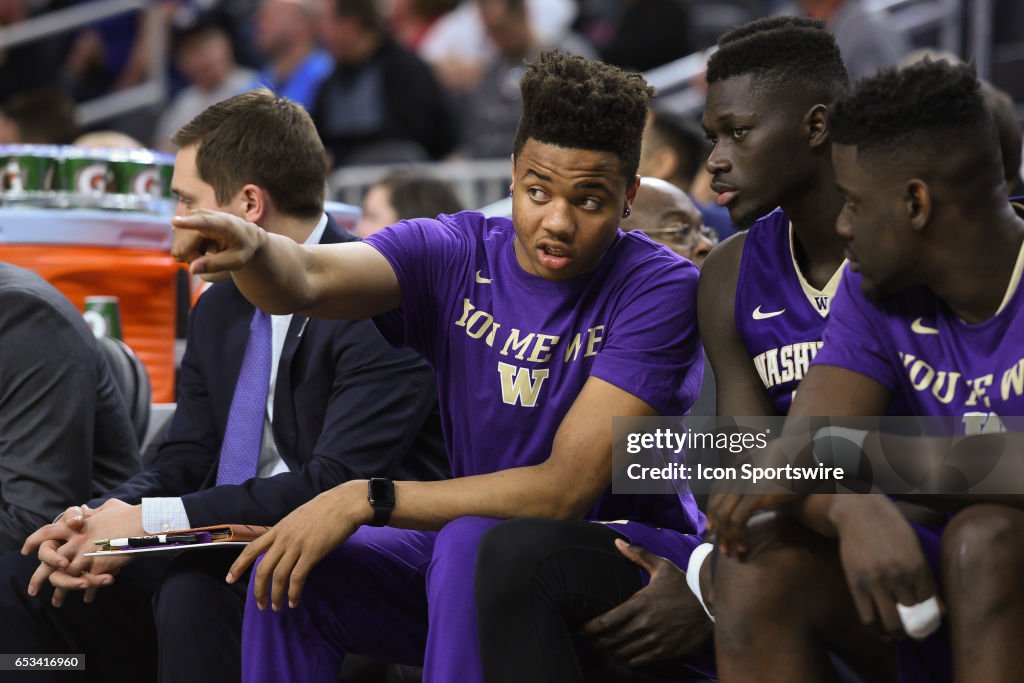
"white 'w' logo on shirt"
497,362,549,407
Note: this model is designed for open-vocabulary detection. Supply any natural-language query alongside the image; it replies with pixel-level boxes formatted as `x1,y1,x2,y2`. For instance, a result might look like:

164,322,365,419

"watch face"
369,478,396,506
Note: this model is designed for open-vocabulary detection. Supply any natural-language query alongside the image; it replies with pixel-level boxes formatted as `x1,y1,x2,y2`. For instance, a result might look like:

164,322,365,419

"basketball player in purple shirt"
564,18,856,675
171,51,707,683
699,16,850,418
708,60,1024,682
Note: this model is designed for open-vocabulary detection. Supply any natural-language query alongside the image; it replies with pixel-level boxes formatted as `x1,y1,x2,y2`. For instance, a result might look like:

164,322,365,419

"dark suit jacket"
0,263,138,552
94,218,448,526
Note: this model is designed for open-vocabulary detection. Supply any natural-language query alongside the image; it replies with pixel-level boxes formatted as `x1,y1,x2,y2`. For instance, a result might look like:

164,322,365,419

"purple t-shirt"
365,211,704,534
736,210,842,413
814,264,1024,428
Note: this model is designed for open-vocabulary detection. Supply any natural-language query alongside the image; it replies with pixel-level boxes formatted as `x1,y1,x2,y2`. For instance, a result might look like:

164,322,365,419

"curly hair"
717,15,822,44
832,60,993,155
513,50,654,183
706,17,848,105
831,60,1001,192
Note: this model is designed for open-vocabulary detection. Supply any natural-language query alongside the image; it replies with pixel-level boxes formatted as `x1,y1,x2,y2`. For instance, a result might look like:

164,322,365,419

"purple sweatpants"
241,516,502,683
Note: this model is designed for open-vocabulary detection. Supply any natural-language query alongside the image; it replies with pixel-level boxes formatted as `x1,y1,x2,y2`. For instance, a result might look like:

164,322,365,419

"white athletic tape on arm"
686,542,716,623
897,596,942,640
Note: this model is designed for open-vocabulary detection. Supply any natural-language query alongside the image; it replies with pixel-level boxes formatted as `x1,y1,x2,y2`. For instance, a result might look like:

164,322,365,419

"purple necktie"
216,309,272,486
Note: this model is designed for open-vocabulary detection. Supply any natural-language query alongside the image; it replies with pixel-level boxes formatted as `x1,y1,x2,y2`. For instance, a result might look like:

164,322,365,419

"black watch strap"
367,478,396,527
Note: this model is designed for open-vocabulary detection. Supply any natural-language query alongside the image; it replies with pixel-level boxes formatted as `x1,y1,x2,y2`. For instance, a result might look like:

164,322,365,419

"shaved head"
624,177,700,228
623,177,715,266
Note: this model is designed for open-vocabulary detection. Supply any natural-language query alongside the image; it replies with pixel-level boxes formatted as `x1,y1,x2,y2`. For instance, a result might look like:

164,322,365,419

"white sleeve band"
686,542,716,623
897,595,942,640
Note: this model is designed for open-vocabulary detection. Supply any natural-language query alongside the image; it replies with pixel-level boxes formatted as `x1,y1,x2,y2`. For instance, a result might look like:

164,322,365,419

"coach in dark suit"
97,217,445,529
0,89,447,683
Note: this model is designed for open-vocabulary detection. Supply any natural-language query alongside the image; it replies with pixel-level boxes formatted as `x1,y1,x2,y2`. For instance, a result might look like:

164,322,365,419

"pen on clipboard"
93,533,200,549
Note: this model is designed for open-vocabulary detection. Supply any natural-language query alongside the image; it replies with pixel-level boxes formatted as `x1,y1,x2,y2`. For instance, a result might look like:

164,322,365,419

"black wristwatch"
367,478,396,527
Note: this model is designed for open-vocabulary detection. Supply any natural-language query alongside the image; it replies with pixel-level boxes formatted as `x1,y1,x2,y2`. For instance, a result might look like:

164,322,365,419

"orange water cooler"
0,208,178,402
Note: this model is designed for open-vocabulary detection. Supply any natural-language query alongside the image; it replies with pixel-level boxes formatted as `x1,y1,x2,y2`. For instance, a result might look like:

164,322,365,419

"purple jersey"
736,210,845,413
365,211,704,533
813,244,1024,429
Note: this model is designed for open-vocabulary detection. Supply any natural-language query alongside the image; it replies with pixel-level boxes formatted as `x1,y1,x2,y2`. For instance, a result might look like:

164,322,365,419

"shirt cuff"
141,498,192,533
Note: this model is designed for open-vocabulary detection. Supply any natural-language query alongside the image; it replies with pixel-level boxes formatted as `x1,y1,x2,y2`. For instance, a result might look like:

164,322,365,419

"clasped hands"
21,499,140,606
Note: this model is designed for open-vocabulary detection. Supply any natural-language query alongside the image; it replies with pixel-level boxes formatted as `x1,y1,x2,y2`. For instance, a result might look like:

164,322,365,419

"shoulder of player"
416,210,513,246
697,230,747,347
598,236,699,322
616,230,697,272
699,229,746,297
367,211,497,262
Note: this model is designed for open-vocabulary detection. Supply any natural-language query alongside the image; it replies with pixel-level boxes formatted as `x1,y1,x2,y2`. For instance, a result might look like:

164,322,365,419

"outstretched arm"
172,210,401,319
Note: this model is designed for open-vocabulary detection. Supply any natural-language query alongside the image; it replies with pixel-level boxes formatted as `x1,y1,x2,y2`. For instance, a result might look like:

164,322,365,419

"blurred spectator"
798,0,909,80
0,0,64,102
63,3,141,101
312,0,458,167
466,0,537,158
419,0,576,92
982,80,1024,196
356,168,463,237
621,176,717,268
457,0,593,159
73,130,145,149
600,0,694,72
389,0,459,51
621,175,718,418
0,88,78,144
639,109,735,239
251,0,333,110
152,21,257,150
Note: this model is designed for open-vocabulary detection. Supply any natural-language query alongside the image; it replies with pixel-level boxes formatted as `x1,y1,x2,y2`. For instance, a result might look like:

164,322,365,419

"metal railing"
0,0,167,126
866,0,963,56
329,158,513,213
641,49,713,119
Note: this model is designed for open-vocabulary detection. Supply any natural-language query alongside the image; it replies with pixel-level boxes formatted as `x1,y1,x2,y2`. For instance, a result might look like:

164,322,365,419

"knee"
154,565,218,626
942,505,1024,598
474,520,542,603
475,518,588,617
713,545,818,655
714,525,836,643
715,545,807,616
433,516,502,568
476,518,580,577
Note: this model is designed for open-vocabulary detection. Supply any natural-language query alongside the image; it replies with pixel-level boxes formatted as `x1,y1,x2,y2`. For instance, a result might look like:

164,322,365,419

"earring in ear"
622,207,632,218
507,184,514,198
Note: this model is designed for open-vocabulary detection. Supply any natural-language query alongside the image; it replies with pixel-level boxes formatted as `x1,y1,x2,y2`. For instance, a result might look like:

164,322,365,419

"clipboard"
86,524,270,556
